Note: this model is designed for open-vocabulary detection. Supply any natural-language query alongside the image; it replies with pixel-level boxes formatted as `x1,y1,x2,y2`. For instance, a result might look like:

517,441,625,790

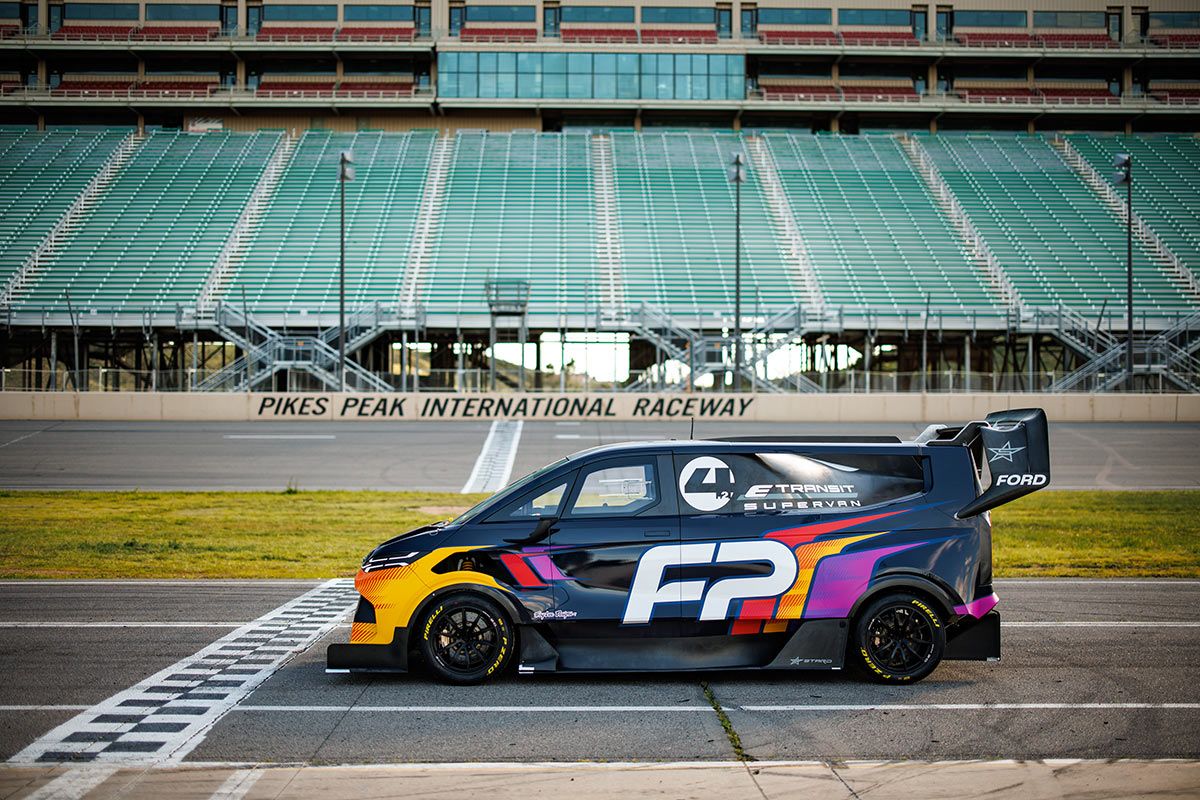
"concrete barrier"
0,392,1196,423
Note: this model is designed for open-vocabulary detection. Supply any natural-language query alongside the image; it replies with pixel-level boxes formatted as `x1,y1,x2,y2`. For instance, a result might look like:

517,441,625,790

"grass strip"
0,490,1196,579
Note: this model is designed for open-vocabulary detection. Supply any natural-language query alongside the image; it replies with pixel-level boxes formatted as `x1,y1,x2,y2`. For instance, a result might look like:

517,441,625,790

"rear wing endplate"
924,408,1051,519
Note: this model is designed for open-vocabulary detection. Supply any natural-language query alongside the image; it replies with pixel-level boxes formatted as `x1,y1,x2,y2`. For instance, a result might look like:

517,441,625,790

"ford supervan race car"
328,408,1050,684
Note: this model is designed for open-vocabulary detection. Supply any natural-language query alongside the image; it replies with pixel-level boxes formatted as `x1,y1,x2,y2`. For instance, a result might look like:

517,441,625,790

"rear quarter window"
675,451,925,515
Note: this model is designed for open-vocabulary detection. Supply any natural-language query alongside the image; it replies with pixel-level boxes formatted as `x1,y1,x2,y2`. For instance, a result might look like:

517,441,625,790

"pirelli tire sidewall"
418,592,514,685
852,592,947,684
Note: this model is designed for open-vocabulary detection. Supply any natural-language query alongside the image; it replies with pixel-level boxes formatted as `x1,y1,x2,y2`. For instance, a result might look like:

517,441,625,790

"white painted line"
461,420,523,494
740,703,1200,712
24,766,117,800
995,579,1200,585
1003,621,1200,627
174,757,1200,771
554,434,582,440
0,622,248,628
0,706,91,712
0,580,320,586
208,767,262,800
236,705,715,713
223,435,336,440
11,579,356,766
0,429,44,449
554,421,581,426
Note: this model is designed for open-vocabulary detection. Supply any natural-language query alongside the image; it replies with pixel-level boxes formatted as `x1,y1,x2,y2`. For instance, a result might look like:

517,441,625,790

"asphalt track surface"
0,579,1196,765
1,419,1198,491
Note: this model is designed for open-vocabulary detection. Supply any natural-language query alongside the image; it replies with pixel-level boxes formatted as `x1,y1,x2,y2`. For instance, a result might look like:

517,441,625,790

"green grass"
0,490,1195,579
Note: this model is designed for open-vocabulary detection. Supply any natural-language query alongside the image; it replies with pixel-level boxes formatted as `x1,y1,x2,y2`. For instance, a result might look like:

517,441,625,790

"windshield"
448,458,569,526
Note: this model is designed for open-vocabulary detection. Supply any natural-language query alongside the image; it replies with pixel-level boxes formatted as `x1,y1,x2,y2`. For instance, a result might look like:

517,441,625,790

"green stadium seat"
921,133,1196,314
0,128,131,286
763,133,1000,315
18,129,280,312
229,129,436,313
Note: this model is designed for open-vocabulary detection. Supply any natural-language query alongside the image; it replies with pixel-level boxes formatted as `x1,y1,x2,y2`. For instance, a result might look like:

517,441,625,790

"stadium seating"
229,130,436,312
458,27,537,41
639,28,718,43
256,26,336,41
759,83,841,101
51,24,136,40
920,134,1195,313
1037,32,1118,48
955,31,1037,47
424,131,598,315
257,80,336,97
839,30,918,46
1067,134,1200,272
758,30,839,45
560,27,639,42
336,26,416,41
20,130,280,312
335,79,415,96
609,131,797,317
0,128,132,285
763,133,997,313
134,25,219,40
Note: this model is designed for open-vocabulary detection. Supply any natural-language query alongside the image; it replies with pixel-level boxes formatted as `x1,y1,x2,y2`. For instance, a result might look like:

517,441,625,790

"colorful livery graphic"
328,408,1050,684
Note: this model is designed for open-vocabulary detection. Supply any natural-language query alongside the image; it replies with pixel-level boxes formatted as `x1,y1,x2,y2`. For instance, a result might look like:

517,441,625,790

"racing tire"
850,592,946,684
417,593,514,685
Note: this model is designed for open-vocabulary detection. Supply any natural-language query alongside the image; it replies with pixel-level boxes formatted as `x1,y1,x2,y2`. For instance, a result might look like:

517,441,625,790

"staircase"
1053,135,1200,301
196,131,297,313
745,135,824,311
591,134,627,324
625,302,827,393
1045,306,1200,392
0,130,143,310
195,303,392,392
899,134,1023,311
397,133,453,322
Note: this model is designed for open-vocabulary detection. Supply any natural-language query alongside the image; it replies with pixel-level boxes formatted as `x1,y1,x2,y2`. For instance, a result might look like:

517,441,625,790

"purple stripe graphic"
802,542,928,619
953,592,999,618
527,554,570,582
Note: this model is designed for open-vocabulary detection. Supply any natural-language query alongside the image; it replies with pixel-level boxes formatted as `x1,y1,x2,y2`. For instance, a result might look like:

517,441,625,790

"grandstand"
0,0,1198,393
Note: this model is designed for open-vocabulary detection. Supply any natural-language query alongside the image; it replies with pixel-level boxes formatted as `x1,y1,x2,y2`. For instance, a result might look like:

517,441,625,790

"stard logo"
987,441,1025,463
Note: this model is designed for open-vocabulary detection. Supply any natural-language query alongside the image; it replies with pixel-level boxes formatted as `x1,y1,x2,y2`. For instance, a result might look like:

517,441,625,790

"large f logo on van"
622,541,798,625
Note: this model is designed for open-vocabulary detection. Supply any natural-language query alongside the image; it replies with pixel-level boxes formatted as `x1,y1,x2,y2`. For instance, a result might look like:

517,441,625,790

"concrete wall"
0,392,1196,422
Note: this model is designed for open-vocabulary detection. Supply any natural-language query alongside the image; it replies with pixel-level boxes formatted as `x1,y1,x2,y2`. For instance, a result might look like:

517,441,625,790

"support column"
48,331,57,391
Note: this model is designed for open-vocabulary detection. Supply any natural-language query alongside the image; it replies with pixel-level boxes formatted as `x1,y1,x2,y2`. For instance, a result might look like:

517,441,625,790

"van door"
546,453,680,647
674,449,926,639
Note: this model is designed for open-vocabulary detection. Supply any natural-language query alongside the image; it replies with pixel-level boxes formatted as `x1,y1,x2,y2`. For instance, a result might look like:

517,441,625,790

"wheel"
851,592,946,684
417,593,514,685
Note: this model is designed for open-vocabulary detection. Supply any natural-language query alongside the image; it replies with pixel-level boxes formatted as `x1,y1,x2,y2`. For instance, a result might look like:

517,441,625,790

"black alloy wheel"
852,592,946,684
418,593,513,685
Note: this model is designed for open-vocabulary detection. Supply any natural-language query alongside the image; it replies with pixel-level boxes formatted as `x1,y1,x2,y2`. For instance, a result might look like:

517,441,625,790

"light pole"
1113,152,1132,389
338,150,355,392
728,152,746,391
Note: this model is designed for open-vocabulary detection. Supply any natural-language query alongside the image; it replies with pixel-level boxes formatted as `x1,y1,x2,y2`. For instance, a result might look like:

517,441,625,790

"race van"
328,408,1050,684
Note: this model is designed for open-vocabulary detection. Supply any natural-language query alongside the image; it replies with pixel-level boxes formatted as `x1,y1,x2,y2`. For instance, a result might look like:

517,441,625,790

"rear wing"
921,408,1051,518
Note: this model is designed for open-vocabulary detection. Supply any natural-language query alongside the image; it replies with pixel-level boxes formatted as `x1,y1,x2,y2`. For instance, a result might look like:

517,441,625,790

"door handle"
643,529,672,539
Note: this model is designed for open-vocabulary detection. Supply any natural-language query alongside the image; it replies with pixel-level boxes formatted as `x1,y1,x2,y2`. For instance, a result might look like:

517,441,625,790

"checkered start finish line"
12,579,357,765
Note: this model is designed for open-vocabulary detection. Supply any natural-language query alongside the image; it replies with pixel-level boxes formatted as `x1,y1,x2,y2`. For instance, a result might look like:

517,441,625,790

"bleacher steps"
196,131,297,314
898,134,1024,312
0,129,143,310
591,134,627,324
398,133,453,322
1053,135,1200,303
746,135,824,311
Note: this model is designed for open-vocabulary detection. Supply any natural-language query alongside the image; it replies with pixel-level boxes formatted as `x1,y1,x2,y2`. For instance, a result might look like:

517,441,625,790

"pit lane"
1,579,1196,765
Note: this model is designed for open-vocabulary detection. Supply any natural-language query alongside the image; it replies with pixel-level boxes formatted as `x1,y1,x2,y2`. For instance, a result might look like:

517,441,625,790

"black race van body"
329,408,1050,684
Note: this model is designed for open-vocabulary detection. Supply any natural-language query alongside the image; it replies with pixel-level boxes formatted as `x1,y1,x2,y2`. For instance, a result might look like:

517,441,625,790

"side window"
675,452,925,515
494,479,571,520
567,461,658,517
